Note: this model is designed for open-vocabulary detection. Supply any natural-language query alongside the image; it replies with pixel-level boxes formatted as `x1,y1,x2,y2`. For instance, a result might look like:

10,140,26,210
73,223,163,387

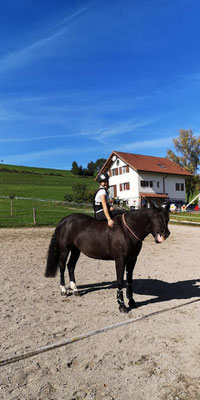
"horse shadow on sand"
77,278,200,308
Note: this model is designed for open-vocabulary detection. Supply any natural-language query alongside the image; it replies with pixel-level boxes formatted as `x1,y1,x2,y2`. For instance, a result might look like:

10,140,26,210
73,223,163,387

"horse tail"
45,231,60,277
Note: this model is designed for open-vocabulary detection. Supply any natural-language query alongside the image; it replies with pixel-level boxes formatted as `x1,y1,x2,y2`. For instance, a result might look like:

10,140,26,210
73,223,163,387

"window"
141,180,153,188
120,182,130,191
111,168,118,176
157,182,160,188
157,163,166,169
119,165,130,174
176,183,184,191
140,180,149,187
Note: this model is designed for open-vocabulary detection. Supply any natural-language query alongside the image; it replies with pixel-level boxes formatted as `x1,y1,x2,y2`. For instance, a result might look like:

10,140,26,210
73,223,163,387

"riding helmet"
97,172,109,183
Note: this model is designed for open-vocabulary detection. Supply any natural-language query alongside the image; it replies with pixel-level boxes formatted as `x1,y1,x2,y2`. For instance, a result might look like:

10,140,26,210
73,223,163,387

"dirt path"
0,224,200,400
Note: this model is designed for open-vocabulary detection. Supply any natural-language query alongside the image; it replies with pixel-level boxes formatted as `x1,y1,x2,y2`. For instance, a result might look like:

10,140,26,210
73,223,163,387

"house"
97,151,192,208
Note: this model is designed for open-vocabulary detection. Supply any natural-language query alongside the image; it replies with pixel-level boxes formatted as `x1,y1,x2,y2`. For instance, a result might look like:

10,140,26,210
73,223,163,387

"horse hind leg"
126,258,137,309
67,246,80,295
59,248,70,296
115,258,128,313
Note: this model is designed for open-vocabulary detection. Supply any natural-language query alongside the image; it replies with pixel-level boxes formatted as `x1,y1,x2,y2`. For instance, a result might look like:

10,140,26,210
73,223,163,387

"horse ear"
161,201,170,211
152,202,159,209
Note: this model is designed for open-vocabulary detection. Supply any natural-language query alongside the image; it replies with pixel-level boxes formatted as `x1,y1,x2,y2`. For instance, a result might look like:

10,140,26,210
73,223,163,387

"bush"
64,184,95,204
64,193,74,202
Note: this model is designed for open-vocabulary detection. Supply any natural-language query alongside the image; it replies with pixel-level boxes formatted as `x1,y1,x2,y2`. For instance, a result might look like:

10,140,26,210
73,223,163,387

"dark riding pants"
95,208,125,221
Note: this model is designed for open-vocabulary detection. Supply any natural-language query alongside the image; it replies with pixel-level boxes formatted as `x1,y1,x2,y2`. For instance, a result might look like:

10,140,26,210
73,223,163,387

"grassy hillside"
0,163,97,227
0,163,98,200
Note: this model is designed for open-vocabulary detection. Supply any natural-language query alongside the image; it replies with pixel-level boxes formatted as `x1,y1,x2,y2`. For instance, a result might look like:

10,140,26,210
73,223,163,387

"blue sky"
0,0,200,169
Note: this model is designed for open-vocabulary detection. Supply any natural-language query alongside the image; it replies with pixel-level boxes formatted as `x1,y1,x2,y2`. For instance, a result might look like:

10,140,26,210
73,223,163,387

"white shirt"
94,186,109,213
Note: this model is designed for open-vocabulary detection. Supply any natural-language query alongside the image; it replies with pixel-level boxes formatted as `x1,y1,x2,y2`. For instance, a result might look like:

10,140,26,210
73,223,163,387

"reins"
122,213,142,242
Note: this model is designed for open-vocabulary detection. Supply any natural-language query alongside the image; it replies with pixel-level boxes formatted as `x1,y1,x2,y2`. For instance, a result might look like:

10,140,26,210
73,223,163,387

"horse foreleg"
67,246,80,295
115,259,128,313
59,249,70,296
126,257,137,309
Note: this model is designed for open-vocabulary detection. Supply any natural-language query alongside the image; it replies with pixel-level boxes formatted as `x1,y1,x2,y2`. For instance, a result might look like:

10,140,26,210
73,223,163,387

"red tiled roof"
140,193,169,198
100,151,192,176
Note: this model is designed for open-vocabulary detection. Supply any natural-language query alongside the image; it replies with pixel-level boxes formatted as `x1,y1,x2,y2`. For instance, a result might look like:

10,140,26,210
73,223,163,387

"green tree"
167,129,200,202
95,158,107,173
86,161,96,176
71,161,83,175
71,161,79,175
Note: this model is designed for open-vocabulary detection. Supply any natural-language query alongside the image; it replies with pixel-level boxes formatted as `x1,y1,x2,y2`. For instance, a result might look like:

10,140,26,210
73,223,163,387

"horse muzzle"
155,230,170,243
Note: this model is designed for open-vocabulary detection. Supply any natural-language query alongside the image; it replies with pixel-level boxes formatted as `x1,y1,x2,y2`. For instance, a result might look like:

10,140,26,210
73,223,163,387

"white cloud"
0,1,98,73
0,133,82,143
2,144,100,164
119,137,173,151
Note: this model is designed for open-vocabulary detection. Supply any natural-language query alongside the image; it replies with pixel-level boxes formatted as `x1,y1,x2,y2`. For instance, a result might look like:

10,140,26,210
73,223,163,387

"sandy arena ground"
0,223,200,400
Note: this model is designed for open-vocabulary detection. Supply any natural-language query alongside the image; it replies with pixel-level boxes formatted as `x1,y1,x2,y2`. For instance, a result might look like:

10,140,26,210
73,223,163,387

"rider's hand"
108,219,114,228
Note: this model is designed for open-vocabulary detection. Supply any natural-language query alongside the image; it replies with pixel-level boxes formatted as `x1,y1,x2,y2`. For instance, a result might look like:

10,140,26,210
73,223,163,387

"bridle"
122,213,143,242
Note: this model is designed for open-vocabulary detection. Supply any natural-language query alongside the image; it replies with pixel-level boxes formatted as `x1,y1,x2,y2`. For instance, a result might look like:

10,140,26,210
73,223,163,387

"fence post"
33,208,36,225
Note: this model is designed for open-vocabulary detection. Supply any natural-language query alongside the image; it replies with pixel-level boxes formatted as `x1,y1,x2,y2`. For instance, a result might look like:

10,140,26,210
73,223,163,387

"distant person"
93,173,125,228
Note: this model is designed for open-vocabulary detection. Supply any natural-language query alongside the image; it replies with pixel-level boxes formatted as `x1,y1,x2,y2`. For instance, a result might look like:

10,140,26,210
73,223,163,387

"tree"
71,161,83,175
71,161,79,175
167,129,200,202
86,161,96,176
71,158,107,176
95,158,107,173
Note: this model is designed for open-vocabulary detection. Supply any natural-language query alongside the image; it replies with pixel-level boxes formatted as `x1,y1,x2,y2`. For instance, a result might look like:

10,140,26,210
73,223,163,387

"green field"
1,163,200,228
0,163,97,200
169,212,200,225
0,164,97,227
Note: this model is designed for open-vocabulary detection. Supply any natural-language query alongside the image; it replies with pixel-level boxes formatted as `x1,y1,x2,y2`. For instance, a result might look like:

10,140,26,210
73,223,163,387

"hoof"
128,299,137,309
61,291,68,296
119,304,129,313
73,291,80,297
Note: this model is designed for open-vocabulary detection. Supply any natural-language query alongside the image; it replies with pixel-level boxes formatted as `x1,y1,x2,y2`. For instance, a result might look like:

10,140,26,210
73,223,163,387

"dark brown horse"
45,205,170,312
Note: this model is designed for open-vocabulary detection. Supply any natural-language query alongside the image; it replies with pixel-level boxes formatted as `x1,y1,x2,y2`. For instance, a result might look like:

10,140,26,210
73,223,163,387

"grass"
169,211,200,224
0,163,97,227
0,198,94,228
0,163,98,200
1,163,200,228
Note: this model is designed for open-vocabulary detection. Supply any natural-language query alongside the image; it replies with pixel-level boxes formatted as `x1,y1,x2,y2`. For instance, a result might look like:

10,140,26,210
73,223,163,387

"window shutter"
120,183,122,191
127,182,130,190
126,165,129,173
116,168,118,175
109,169,111,177
119,167,122,174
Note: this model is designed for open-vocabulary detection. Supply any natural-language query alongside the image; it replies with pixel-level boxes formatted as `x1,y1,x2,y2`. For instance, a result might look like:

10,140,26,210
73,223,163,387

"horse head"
149,203,170,243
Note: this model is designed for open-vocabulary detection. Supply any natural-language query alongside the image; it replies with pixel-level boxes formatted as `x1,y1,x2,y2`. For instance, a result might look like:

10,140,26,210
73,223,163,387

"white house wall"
165,174,186,201
138,172,186,200
108,158,139,206
108,158,186,206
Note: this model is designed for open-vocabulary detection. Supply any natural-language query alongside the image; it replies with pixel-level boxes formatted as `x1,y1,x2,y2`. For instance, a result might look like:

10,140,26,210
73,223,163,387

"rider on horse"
93,172,124,228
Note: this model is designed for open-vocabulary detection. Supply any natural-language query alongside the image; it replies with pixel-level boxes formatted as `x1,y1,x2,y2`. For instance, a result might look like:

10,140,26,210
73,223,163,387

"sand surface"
0,224,200,400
